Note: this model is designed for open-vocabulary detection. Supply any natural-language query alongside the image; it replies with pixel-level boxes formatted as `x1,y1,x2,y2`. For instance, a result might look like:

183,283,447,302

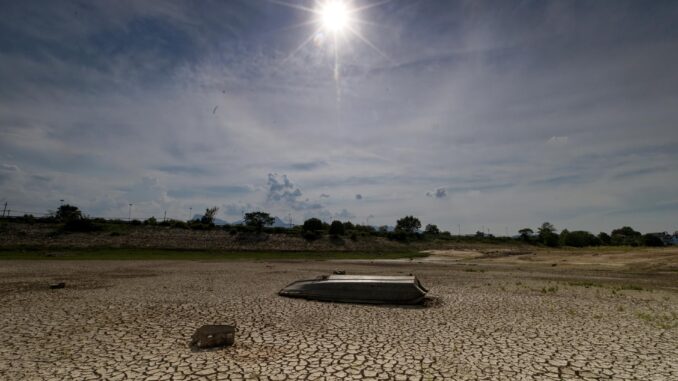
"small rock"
49,282,65,289
333,270,346,275
190,325,235,350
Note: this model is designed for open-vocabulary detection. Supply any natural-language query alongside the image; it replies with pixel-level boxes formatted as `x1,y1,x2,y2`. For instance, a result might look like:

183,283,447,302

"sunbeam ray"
268,0,317,14
281,28,324,64
270,19,318,33
346,25,392,62
351,0,392,13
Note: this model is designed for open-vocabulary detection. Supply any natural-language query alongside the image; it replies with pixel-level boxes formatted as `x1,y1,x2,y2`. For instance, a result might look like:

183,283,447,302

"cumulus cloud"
320,193,330,198
266,173,322,211
334,208,355,220
426,188,447,198
355,194,363,200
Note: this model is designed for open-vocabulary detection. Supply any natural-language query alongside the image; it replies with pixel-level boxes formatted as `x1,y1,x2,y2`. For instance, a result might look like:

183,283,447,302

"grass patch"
567,281,646,292
0,247,427,261
568,281,603,288
541,286,558,293
637,310,678,329
616,284,644,291
463,268,486,273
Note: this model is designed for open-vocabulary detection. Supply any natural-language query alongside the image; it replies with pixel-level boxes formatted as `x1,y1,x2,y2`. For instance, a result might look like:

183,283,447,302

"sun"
318,0,351,34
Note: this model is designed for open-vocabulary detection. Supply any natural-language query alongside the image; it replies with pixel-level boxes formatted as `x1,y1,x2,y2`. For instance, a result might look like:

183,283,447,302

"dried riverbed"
1,259,676,380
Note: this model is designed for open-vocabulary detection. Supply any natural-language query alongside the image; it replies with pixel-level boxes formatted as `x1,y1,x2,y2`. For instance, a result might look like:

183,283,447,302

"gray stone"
190,325,235,350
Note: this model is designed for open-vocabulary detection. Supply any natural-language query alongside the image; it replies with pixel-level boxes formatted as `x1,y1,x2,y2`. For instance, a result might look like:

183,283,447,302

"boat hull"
279,275,428,305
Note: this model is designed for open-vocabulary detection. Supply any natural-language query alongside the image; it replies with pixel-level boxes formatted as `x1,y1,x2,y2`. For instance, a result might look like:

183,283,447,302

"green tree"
302,217,324,241
244,212,275,232
395,216,421,234
611,226,642,246
538,222,559,247
559,229,570,246
518,228,534,241
329,220,345,236
562,231,599,247
303,218,323,232
597,232,612,245
611,226,641,237
201,206,220,225
54,204,82,222
424,224,440,235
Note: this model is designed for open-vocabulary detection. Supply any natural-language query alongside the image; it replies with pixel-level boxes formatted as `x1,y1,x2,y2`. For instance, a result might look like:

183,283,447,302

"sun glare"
319,1,350,33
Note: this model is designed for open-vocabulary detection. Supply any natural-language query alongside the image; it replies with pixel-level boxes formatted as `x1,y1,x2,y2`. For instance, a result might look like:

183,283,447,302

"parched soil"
1,257,676,380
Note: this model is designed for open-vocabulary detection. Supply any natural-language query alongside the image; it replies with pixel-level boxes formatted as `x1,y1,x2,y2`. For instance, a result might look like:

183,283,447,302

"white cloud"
546,136,569,145
1,164,20,172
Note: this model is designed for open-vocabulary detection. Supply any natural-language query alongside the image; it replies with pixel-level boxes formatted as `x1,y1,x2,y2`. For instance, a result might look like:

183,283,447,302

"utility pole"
2,202,6,218
128,204,133,222
163,210,167,222
189,207,192,221
458,224,461,236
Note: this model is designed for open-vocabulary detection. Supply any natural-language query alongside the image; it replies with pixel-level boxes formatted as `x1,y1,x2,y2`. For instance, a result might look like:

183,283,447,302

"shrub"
188,220,212,230
302,230,321,241
387,231,409,242
170,220,188,229
63,218,101,233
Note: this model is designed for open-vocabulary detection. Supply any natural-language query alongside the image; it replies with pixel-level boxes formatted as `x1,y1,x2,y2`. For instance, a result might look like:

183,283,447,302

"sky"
1,0,677,234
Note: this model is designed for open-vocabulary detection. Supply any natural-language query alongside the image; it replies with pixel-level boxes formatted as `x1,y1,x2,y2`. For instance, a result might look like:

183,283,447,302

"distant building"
648,232,672,246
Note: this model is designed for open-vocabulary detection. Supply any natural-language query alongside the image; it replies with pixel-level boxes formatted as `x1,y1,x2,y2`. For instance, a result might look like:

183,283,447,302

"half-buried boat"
279,274,428,305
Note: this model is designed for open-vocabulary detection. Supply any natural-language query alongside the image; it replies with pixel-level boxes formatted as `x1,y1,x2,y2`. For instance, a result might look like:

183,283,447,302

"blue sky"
1,0,677,234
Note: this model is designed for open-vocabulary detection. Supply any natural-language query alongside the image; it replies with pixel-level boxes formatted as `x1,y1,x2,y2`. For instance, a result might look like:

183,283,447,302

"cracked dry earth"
0,260,676,380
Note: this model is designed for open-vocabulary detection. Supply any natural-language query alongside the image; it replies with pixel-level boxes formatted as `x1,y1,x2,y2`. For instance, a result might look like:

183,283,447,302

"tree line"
518,222,666,247
3,204,671,247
